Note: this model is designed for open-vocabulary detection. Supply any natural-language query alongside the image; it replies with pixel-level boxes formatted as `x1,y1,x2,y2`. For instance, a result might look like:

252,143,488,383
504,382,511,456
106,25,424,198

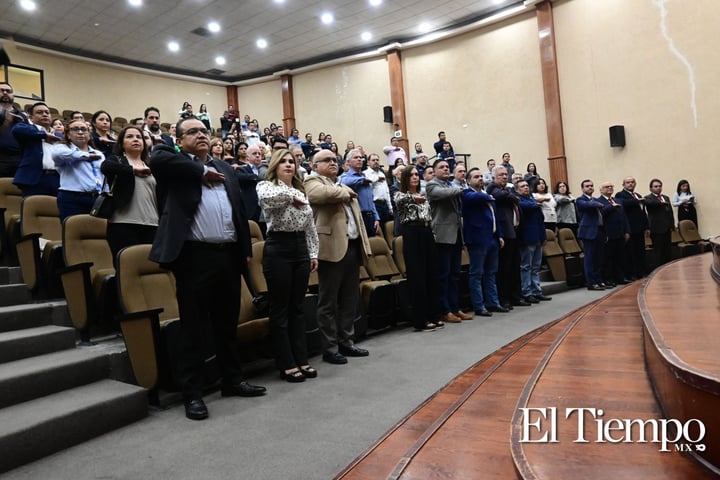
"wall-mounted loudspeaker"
383,106,393,123
609,125,625,147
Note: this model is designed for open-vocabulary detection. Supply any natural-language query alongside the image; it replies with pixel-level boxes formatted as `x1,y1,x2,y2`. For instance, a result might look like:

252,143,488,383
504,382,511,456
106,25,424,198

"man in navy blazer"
462,168,505,316
615,176,649,280
597,182,630,286
149,117,265,421
516,180,550,303
11,102,62,196
576,179,606,290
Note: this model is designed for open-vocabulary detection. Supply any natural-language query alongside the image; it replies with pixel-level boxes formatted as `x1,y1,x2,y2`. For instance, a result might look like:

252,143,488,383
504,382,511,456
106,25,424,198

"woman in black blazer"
100,126,158,264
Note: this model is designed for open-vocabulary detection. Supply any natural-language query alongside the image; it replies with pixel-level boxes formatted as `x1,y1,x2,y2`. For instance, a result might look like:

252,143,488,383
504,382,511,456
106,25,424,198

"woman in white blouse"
532,178,557,232
256,149,319,382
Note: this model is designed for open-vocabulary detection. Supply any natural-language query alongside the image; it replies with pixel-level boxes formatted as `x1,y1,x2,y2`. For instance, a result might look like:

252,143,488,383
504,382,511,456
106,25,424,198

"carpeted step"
0,303,57,333
0,348,109,409
0,266,22,285
0,283,31,307
0,379,148,474
0,325,77,364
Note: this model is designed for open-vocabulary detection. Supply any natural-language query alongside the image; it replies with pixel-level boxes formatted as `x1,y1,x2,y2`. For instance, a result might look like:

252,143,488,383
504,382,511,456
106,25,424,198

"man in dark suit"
0,82,28,178
11,102,62,196
143,106,175,148
615,176,649,280
576,179,606,290
234,144,265,236
644,178,675,267
149,117,266,420
597,182,630,286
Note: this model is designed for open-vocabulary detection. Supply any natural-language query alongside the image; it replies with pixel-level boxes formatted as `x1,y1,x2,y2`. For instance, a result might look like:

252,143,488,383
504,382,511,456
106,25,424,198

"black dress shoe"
603,282,616,288
524,296,540,304
221,381,267,397
322,351,348,364
513,299,532,307
587,284,604,291
488,305,510,313
474,309,492,317
535,295,552,301
338,344,369,357
501,303,514,310
184,398,208,420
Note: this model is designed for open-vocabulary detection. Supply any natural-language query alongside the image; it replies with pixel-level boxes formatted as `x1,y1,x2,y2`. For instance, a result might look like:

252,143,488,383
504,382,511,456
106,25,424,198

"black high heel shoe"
280,368,306,383
299,365,318,378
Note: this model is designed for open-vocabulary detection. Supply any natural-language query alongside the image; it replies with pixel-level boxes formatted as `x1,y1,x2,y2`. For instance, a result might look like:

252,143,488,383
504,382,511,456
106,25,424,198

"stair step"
0,325,77,364
0,379,148,474
0,303,57,333
0,283,31,307
0,266,22,285
0,348,109,409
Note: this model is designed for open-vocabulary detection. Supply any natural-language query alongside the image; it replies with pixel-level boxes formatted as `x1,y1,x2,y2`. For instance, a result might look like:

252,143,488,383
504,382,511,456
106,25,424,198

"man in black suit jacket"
149,117,266,420
233,143,265,237
615,176,649,279
143,106,176,148
644,178,675,267
597,182,630,286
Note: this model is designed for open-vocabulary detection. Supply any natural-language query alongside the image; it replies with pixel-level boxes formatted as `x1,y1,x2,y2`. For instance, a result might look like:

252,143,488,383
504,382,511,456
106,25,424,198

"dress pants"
652,231,672,267
317,239,361,352
467,241,500,311
497,236,522,305
19,171,60,197
360,211,377,237
624,232,646,279
263,232,311,371
57,190,96,221
106,222,157,267
169,241,244,400
402,224,440,328
604,237,626,282
436,231,462,314
581,235,604,286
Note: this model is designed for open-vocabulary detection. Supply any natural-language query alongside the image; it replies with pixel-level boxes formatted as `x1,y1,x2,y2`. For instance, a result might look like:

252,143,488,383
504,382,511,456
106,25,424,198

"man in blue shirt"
341,148,380,237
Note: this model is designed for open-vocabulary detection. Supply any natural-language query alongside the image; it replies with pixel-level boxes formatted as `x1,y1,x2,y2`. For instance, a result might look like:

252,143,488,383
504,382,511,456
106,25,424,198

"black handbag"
90,177,116,219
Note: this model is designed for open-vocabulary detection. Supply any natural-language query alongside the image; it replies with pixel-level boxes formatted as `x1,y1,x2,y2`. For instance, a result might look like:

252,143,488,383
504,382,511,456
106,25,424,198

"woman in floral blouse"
394,165,442,332
256,149,320,382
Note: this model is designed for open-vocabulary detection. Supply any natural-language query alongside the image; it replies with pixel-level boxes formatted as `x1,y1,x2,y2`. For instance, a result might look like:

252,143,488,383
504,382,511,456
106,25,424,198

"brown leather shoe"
441,312,462,323
453,310,474,321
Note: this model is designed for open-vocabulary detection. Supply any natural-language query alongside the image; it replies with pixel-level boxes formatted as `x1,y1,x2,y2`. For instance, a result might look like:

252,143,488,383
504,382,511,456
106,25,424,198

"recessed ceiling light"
256,38,268,49
208,21,220,33
320,12,334,25
167,41,180,52
128,0,142,7
19,0,36,12
215,56,226,66
361,31,372,42
273,0,285,3
369,0,382,6
418,22,432,33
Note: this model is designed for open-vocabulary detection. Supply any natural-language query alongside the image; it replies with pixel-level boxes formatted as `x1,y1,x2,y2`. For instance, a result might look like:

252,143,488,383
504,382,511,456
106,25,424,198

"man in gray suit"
426,158,473,323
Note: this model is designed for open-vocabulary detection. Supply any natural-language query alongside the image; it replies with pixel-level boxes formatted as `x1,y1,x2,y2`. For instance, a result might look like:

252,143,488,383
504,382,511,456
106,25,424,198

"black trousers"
169,241,244,400
107,222,157,267
652,231,672,267
624,232,646,279
401,224,440,328
262,232,311,371
604,237,626,283
497,236,521,304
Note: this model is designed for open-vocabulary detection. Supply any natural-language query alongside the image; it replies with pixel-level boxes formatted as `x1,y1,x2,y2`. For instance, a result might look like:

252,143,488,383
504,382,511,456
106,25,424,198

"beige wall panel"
236,80,283,132
294,58,392,164
10,47,228,127
403,12,548,175
555,0,720,235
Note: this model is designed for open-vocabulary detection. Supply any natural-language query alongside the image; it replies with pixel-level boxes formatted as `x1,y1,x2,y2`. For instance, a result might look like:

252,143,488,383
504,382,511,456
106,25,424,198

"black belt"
373,199,387,204
268,231,305,238
185,240,237,250
43,169,59,176
360,210,375,217
404,220,431,228
59,190,98,197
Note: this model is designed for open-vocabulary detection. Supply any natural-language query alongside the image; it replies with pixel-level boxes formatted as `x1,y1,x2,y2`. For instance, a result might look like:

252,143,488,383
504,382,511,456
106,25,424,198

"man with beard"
143,106,175,148
0,82,28,177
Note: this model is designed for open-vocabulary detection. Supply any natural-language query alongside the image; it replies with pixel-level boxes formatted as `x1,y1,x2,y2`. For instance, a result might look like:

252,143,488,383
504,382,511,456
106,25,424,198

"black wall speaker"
383,105,393,123
609,125,625,147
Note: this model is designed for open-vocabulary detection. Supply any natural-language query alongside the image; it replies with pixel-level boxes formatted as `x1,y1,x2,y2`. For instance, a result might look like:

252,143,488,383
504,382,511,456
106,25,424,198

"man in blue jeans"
461,168,507,317
516,180,552,303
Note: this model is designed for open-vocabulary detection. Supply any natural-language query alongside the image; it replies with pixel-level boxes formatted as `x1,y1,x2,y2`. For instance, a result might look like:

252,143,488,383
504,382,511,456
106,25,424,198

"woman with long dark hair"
256,148,319,382
673,179,698,228
100,126,158,263
90,110,117,158
533,178,557,232
553,181,577,235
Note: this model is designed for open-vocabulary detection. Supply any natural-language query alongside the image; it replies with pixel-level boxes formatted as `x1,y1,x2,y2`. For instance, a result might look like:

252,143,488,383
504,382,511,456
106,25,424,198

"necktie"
658,195,665,204
609,197,616,206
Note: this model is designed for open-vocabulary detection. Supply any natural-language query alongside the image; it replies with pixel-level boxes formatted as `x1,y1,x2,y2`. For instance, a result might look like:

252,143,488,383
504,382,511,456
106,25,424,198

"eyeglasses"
182,127,209,137
69,127,89,133
0,88,12,93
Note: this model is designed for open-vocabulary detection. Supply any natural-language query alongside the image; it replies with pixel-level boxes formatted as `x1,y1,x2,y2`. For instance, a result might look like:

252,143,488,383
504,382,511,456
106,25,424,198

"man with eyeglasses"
149,118,266,420
143,106,175,148
305,149,371,365
12,102,62,196
0,82,28,178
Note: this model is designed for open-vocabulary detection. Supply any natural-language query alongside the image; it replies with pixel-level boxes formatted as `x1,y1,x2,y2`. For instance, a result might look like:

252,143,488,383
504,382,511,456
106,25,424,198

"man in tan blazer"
305,149,372,364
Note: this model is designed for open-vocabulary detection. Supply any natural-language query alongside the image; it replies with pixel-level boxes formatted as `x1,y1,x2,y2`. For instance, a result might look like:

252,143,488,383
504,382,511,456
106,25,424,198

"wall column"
280,74,296,135
536,0,567,187
386,49,409,156
226,85,238,120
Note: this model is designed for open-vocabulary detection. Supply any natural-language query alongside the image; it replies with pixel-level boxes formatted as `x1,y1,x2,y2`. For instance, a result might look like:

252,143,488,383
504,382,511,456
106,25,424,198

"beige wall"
293,58,392,162
554,0,720,234
10,47,228,127
236,80,283,134
403,12,547,174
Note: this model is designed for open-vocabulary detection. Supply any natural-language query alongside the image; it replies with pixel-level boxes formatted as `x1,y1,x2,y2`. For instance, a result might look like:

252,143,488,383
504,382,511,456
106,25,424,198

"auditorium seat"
0,178,23,263
391,236,406,276
543,229,566,282
362,237,403,330
671,228,698,258
248,220,263,243
14,195,64,297
557,228,585,287
59,214,116,343
678,220,711,253
383,220,394,252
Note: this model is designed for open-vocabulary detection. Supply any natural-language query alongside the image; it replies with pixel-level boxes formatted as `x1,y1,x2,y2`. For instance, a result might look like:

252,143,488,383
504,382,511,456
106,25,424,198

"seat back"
364,236,400,279
543,229,566,282
20,195,62,240
383,220,394,250
248,240,268,295
558,228,582,255
543,229,564,257
392,236,406,276
679,220,702,243
0,178,24,236
62,215,114,279
117,244,178,324
248,220,263,243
